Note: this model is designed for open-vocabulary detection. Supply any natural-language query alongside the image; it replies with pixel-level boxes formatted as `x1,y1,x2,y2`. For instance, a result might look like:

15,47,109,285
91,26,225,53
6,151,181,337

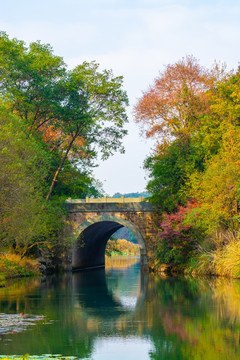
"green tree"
187,126,240,233
0,32,129,201
46,61,128,200
0,32,65,130
0,101,63,255
185,70,240,234
144,139,205,211
135,57,240,270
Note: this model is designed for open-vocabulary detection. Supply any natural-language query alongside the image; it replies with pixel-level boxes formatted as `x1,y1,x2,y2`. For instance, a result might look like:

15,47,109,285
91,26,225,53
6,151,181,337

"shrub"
155,201,200,269
0,253,40,279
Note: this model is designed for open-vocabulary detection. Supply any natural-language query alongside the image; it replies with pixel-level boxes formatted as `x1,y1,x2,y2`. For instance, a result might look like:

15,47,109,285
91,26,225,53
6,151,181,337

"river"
0,257,240,359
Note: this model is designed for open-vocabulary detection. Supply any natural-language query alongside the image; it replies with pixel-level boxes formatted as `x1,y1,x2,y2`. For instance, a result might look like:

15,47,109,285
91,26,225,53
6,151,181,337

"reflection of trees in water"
0,260,145,356
0,275,94,357
1,268,240,359
211,278,240,321
147,276,240,360
105,256,140,269
71,273,240,360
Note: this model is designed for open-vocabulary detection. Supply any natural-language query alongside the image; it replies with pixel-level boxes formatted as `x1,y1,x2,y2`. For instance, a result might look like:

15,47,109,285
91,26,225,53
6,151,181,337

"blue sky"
1,0,240,195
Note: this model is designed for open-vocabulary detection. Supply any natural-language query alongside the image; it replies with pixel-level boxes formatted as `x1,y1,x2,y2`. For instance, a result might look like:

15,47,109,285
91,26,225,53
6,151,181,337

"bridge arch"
72,214,146,271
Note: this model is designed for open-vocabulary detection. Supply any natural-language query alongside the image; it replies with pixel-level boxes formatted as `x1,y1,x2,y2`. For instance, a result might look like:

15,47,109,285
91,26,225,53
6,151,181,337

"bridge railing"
66,196,147,203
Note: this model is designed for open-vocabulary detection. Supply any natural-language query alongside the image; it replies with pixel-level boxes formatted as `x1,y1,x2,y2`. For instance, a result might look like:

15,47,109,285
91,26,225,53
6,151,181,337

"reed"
211,240,240,277
186,239,240,278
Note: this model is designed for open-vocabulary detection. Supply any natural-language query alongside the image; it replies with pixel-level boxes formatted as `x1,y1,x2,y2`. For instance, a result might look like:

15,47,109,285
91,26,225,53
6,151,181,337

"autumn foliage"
135,56,240,272
134,55,211,146
155,201,199,268
105,239,140,257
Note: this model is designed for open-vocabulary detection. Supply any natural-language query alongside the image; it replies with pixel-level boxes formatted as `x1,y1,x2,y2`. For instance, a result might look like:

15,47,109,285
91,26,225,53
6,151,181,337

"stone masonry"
66,197,159,270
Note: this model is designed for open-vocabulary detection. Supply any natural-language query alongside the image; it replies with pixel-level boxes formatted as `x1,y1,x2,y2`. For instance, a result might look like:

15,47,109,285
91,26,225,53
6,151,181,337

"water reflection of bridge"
1,262,239,359
72,261,147,321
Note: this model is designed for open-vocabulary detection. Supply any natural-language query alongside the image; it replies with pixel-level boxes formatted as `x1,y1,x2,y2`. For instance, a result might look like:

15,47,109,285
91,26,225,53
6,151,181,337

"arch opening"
72,215,146,271
105,226,140,258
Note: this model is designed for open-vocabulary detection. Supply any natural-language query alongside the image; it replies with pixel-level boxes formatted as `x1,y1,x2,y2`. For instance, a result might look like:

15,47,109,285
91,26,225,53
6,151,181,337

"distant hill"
112,191,150,198
111,227,137,244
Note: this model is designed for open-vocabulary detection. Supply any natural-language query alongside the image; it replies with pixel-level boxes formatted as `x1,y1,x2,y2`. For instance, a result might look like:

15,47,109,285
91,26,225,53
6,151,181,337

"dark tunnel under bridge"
66,198,156,271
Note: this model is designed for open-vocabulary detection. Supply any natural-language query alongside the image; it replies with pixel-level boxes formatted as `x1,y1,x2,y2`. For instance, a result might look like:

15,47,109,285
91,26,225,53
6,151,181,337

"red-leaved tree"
156,200,199,268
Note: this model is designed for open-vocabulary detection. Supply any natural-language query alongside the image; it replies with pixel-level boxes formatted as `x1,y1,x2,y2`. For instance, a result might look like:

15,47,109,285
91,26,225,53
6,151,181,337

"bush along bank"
150,203,240,278
0,253,41,283
149,201,199,274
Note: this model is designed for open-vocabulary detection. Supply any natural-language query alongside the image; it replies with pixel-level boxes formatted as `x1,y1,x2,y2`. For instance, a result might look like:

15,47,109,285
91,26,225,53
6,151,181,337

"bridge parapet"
67,196,146,204
66,198,153,213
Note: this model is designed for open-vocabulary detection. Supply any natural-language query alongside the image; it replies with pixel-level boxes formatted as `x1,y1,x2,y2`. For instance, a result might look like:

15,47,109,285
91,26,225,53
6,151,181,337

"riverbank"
105,239,140,257
186,239,240,278
0,253,41,284
151,238,240,278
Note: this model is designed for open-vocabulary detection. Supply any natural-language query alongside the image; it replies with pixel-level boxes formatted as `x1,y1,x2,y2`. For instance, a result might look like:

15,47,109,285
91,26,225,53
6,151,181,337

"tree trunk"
46,135,76,201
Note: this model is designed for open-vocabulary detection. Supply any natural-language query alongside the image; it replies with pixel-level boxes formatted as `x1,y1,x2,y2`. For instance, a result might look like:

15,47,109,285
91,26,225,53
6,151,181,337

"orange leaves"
134,55,211,145
40,123,88,161
41,123,62,148
69,136,88,161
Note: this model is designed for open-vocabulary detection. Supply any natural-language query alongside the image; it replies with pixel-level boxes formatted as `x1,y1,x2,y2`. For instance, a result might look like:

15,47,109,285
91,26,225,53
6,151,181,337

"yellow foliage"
105,257,140,269
105,239,140,256
0,252,40,279
186,125,240,231
187,238,240,278
211,277,240,322
211,240,240,277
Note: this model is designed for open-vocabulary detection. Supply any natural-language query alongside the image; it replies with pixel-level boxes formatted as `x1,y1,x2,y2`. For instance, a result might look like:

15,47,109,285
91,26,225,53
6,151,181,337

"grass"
0,253,40,282
212,240,240,277
186,239,240,278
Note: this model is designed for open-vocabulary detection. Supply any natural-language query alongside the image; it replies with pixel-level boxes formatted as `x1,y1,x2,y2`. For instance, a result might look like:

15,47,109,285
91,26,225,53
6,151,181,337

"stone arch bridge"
66,197,158,271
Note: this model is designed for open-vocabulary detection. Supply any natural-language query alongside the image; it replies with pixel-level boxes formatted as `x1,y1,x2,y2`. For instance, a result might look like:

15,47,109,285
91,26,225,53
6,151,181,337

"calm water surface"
0,257,240,359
